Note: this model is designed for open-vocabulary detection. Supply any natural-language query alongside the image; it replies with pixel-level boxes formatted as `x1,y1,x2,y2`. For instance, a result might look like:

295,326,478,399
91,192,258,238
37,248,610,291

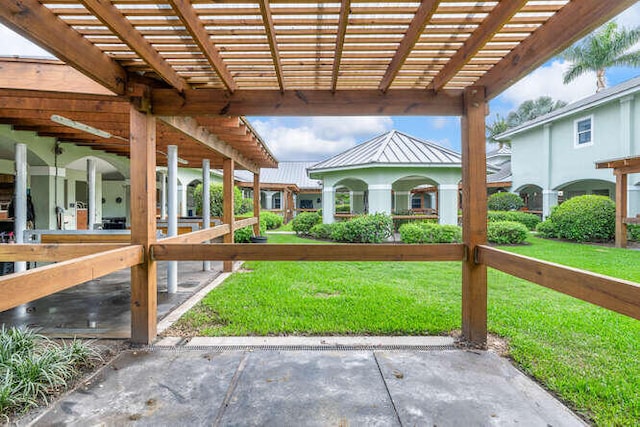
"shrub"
487,192,524,211
399,222,462,243
488,211,541,230
234,217,267,242
193,183,243,217
291,212,321,235
629,224,640,242
536,219,558,238
238,198,253,215
545,195,615,242
487,221,529,244
260,211,283,230
335,204,350,213
330,213,393,243
309,223,334,240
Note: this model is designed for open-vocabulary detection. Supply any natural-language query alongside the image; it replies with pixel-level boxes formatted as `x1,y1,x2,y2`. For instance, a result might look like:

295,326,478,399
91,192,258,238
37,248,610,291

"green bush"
260,211,283,230
291,212,321,235
193,183,243,217
309,223,334,240
536,219,558,238
487,221,529,244
545,195,615,242
335,204,350,213
234,217,267,242
488,211,541,230
629,224,640,242
487,192,524,211
330,213,393,243
238,198,253,215
399,222,462,243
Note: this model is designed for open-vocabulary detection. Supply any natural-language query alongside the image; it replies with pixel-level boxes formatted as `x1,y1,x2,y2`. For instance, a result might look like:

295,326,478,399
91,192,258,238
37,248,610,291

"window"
273,193,281,209
411,195,422,209
574,116,593,147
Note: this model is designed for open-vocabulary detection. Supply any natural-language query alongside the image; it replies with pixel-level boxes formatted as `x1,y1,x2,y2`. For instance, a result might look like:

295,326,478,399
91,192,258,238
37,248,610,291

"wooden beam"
0,0,126,95
223,158,235,272
461,86,488,346
0,89,128,113
0,245,143,312
151,243,465,262
477,245,640,321
0,59,116,95
616,172,628,248
253,172,261,236
429,0,526,92
157,224,230,245
234,217,258,230
0,243,128,262
157,116,259,173
477,0,638,99
259,0,285,92
168,0,236,93
331,0,351,93
40,234,130,244
129,104,158,344
151,88,464,116
80,0,187,93
379,0,440,92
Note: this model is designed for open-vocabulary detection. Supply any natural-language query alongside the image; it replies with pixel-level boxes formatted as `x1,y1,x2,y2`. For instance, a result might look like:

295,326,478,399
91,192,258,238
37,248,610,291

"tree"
563,21,640,92
486,113,509,145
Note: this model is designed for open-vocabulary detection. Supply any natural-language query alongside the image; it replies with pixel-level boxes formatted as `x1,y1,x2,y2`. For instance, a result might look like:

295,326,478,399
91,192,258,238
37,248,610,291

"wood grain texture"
478,245,640,321
223,158,235,272
0,245,143,312
0,243,128,261
40,234,130,244
157,224,230,245
253,172,261,236
616,172,628,248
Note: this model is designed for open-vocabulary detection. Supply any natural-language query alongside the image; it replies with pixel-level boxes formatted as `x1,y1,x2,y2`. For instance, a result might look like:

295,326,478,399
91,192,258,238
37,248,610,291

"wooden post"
129,104,157,344
253,172,261,236
223,158,235,272
615,171,628,248
461,86,488,346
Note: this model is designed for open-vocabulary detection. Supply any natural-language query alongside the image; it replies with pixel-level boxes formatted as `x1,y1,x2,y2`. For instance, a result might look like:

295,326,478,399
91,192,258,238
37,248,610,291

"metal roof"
308,130,462,173
487,161,512,184
496,74,640,140
236,161,321,189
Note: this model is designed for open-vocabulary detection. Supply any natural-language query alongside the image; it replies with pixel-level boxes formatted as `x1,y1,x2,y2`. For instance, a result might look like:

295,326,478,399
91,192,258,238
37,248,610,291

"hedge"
234,217,267,242
309,223,334,240
193,183,244,217
399,222,462,243
292,212,321,235
487,192,524,211
488,211,540,230
540,195,615,242
330,213,393,243
629,224,640,242
260,211,283,230
487,221,529,244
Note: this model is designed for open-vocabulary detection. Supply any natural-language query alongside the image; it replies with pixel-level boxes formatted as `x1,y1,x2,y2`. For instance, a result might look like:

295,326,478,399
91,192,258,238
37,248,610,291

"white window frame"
574,115,594,148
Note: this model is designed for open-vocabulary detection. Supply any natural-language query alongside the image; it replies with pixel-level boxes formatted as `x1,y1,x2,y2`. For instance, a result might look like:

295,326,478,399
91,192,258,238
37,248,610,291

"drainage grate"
146,344,457,352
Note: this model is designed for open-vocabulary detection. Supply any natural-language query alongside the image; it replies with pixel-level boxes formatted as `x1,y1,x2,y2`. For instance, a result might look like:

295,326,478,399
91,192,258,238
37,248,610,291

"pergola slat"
259,0,285,92
331,0,350,93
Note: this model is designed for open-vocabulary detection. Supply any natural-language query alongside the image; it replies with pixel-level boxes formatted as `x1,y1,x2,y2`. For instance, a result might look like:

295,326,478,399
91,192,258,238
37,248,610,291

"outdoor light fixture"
50,114,128,142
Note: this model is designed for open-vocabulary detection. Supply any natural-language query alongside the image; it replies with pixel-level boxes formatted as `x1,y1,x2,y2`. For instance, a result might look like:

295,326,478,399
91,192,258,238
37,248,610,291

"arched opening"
392,175,439,215
555,179,615,203
516,184,543,212
186,179,201,217
333,178,369,216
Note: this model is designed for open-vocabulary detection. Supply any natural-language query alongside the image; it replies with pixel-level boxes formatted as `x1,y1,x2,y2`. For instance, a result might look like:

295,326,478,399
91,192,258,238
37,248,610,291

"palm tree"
506,97,567,128
486,114,510,146
563,21,640,92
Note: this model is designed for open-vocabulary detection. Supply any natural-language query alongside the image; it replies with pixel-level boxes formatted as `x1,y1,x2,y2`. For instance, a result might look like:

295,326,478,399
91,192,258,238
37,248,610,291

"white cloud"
0,25,54,58
252,117,393,161
501,60,596,107
616,3,640,28
431,117,448,130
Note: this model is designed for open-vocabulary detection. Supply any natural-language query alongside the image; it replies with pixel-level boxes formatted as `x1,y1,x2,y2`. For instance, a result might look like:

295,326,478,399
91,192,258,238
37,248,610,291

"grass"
271,221,294,232
170,234,640,425
0,327,101,421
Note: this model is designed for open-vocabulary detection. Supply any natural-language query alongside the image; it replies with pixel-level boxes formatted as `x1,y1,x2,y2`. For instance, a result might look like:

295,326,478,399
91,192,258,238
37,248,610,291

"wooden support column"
129,105,157,344
461,86,488,346
253,172,261,236
615,171,628,248
223,158,235,272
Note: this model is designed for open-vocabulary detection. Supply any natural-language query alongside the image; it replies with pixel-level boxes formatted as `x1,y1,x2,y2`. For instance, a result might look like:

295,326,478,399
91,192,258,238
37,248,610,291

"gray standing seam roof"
308,130,462,172
235,162,321,189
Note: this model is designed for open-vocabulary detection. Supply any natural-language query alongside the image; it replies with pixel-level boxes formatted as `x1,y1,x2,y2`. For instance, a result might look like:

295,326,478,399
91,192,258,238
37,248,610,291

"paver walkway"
22,338,586,426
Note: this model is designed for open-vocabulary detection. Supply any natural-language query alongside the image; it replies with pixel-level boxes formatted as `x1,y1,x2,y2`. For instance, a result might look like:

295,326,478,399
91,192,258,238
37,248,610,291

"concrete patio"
19,336,586,426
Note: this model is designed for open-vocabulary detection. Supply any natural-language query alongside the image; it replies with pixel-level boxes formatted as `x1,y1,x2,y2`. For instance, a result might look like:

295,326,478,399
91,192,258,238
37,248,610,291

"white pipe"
160,172,167,220
202,159,211,271
87,158,96,229
167,145,178,293
14,143,27,272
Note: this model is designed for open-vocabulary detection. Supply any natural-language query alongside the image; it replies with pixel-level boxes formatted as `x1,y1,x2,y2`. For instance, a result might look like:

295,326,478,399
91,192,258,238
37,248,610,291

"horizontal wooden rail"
41,234,131,244
623,217,640,225
0,243,129,261
158,224,230,245
477,245,640,320
0,245,144,312
151,243,464,262
234,217,258,229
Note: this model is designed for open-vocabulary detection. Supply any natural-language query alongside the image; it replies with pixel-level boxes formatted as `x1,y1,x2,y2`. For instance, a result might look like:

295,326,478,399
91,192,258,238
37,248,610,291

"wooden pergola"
1,0,639,345
596,156,640,248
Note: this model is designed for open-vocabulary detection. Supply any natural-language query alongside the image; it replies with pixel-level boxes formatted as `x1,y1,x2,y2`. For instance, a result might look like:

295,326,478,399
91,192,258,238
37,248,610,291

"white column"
620,95,634,155
14,143,27,272
264,190,273,210
322,187,335,224
438,184,459,225
180,183,188,217
368,184,392,215
87,158,96,229
160,172,167,219
542,124,552,189
542,190,558,219
167,145,178,293
202,159,211,271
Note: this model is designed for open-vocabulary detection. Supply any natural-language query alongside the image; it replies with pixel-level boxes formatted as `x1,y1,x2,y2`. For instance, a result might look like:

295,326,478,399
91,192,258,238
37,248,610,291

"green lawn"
170,234,640,425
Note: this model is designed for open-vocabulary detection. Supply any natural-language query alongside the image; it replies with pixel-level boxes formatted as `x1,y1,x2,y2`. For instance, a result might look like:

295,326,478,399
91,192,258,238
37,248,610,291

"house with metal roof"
308,130,464,225
495,75,640,218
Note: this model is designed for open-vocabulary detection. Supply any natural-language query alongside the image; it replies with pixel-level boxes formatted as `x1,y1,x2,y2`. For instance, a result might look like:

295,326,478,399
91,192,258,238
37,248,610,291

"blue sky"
1,3,639,162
